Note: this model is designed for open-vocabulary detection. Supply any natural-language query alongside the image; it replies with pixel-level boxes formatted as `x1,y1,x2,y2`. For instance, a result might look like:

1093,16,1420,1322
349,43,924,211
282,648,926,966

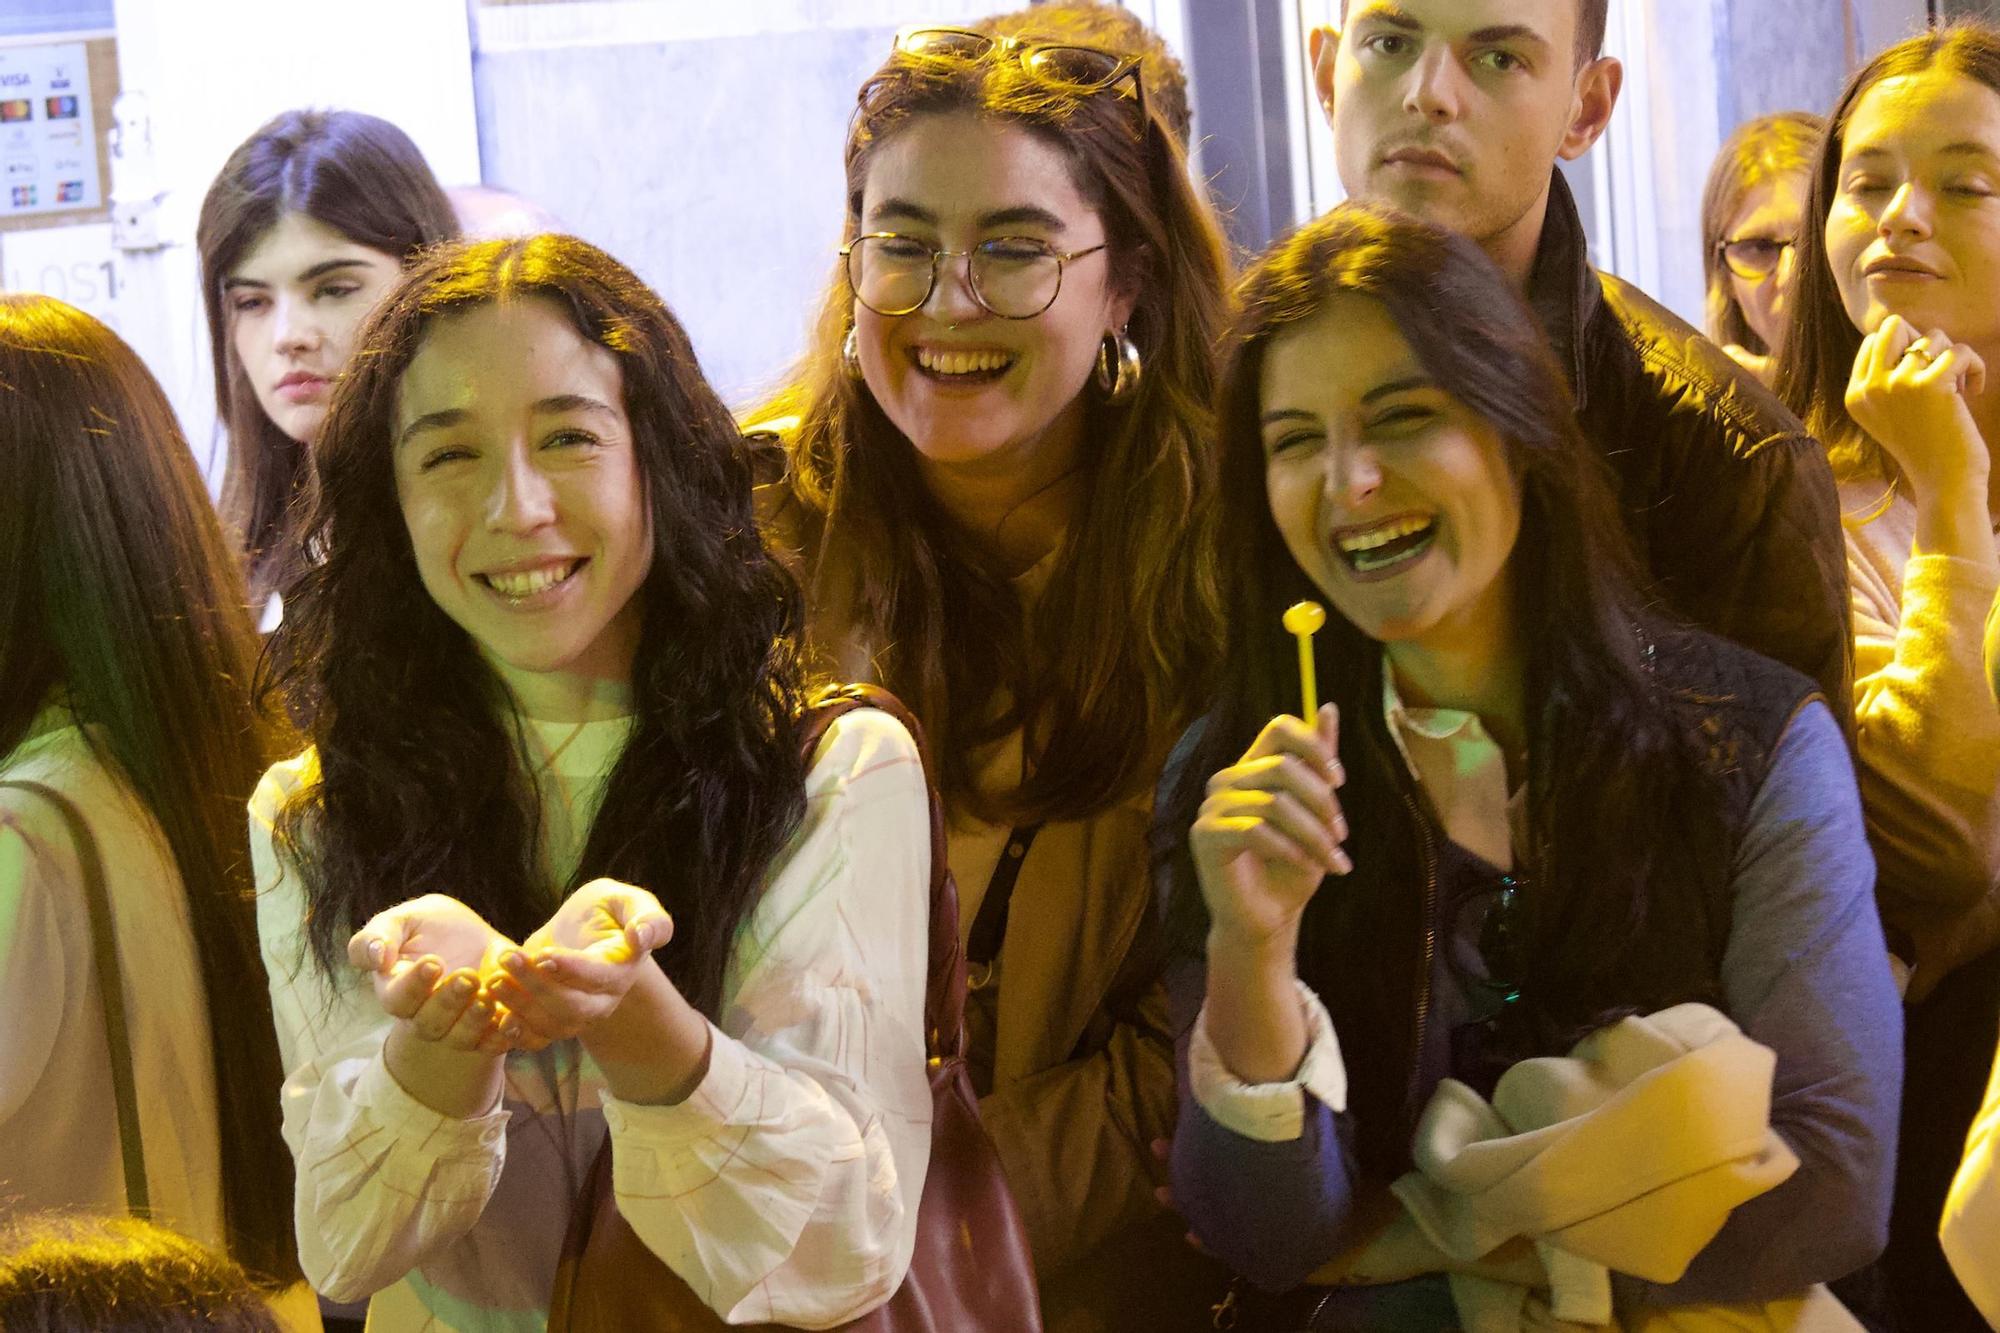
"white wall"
468,0,1028,408
105,0,479,492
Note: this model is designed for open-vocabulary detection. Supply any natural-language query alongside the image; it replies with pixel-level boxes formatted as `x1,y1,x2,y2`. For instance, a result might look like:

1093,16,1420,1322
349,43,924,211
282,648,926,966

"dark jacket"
1529,172,1852,720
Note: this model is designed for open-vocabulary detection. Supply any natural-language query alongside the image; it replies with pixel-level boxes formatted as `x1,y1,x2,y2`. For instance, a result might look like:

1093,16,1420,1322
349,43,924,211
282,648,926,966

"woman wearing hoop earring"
749,21,1234,1329
1775,21,2000,1326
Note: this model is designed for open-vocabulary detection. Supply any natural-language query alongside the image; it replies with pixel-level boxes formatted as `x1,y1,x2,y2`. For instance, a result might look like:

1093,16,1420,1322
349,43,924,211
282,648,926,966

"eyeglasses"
892,26,1147,119
1446,872,1528,1009
1718,236,1796,281
841,233,1108,319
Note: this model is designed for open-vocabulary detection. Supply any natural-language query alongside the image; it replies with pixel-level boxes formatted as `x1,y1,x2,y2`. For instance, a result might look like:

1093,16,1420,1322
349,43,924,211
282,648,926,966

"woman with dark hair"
254,234,933,1329
750,24,1233,1326
0,297,309,1322
1774,20,2000,1327
1701,111,1825,386
1160,205,1900,1327
197,108,456,618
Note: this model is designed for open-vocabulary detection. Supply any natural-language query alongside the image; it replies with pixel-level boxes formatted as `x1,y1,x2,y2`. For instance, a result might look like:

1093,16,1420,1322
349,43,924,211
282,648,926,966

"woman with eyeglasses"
1701,112,1824,387
750,22,1233,1329
1159,205,1900,1328
1775,21,2000,1327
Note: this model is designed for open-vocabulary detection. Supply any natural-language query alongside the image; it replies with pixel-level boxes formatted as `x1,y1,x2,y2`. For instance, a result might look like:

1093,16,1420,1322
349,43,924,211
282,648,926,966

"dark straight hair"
0,296,298,1285
1777,19,2000,485
1165,205,1731,1181
197,108,457,609
264,235,812,1020
758,35,1232,824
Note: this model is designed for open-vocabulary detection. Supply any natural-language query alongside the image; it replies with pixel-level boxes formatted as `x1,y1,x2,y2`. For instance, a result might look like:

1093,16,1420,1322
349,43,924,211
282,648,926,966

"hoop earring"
1095,329,1142,404
841,327,864,381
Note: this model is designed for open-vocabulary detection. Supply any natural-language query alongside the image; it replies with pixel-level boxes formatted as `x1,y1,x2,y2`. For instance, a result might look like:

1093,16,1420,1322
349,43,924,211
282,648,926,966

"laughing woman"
254,235,933,1329
1160,206,1900,1327
751,23,1233,1327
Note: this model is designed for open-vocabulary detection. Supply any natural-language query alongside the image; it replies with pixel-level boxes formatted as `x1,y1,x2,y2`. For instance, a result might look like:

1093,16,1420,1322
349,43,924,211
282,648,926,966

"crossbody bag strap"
795,683,970,1060
0,779,150,1216
964,821,1044,990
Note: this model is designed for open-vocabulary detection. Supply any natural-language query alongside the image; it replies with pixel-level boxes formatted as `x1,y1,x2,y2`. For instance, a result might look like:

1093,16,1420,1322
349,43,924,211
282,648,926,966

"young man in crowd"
1311,0,1851,712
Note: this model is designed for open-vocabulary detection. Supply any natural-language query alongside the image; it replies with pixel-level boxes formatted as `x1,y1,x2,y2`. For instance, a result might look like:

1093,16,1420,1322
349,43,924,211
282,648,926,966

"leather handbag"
548,684,1043,1332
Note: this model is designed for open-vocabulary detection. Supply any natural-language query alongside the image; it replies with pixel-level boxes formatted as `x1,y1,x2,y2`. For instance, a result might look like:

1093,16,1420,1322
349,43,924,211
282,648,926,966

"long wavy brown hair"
0,296,298,1285
758,43,1231,822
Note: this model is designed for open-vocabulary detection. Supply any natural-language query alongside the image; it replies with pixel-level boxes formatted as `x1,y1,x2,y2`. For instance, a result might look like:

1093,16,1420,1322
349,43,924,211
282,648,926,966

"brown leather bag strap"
0,779,151,1217
796,685,965,1061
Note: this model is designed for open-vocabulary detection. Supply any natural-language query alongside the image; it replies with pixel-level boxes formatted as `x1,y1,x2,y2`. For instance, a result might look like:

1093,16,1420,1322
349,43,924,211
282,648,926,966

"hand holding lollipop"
1188,601,1348,949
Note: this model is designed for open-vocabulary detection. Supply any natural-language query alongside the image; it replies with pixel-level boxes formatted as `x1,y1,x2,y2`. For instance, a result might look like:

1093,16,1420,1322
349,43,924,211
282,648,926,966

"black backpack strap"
0,779,150,1216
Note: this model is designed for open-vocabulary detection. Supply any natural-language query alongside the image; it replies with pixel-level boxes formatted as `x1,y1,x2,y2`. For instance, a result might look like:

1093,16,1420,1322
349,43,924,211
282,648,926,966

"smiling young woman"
748,22,1235,1326
1159,203,1899,1328
197,109,456,619
253,235,935,1331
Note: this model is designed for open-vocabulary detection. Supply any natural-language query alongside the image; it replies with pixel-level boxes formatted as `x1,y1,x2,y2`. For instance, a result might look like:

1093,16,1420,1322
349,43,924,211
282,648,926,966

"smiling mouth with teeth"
478,559,585,602
1335,517,1437,574
912,346,1017,382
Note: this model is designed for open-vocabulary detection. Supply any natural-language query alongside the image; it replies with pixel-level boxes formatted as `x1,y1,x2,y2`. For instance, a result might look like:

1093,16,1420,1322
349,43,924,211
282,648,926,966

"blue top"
1166,700,1902,1309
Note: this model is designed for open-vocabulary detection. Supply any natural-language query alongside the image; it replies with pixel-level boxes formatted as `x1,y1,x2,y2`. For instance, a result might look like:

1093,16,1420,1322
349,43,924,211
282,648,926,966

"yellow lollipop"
1282,600,1326,720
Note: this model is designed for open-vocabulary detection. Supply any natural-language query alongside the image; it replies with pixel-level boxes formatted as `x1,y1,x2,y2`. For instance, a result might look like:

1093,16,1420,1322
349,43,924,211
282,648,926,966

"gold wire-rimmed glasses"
841,234,1109,319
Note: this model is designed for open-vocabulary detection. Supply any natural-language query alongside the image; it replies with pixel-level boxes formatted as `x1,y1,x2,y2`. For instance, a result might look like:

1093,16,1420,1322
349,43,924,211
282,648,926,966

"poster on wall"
0,42,100,219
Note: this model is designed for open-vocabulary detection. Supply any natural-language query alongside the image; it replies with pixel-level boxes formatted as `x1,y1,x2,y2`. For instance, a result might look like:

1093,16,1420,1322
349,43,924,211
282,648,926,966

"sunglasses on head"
891,26,1147,120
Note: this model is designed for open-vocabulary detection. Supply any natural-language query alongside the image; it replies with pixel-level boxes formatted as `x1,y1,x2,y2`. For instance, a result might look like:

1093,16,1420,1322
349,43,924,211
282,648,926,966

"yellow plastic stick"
1282,600,1326,720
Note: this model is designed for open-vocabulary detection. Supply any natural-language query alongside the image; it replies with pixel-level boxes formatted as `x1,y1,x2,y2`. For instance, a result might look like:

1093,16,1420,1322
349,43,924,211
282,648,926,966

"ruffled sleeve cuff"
337,1049,511,1194
1188,981,1349,1143
599,1026,857,1310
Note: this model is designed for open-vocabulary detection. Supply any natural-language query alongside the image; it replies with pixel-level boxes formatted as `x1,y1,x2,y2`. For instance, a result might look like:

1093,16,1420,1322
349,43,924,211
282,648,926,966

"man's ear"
1558,55,1622,161
1309,24,1340,128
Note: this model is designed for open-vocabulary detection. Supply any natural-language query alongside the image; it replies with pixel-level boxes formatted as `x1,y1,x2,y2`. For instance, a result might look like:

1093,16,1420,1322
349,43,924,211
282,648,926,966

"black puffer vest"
1297,625,1823,1188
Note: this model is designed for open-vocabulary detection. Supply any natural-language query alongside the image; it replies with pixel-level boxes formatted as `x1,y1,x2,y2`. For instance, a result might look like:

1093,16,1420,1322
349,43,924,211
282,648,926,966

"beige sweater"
1315,1006,1858,1333
1840,480,2000,996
